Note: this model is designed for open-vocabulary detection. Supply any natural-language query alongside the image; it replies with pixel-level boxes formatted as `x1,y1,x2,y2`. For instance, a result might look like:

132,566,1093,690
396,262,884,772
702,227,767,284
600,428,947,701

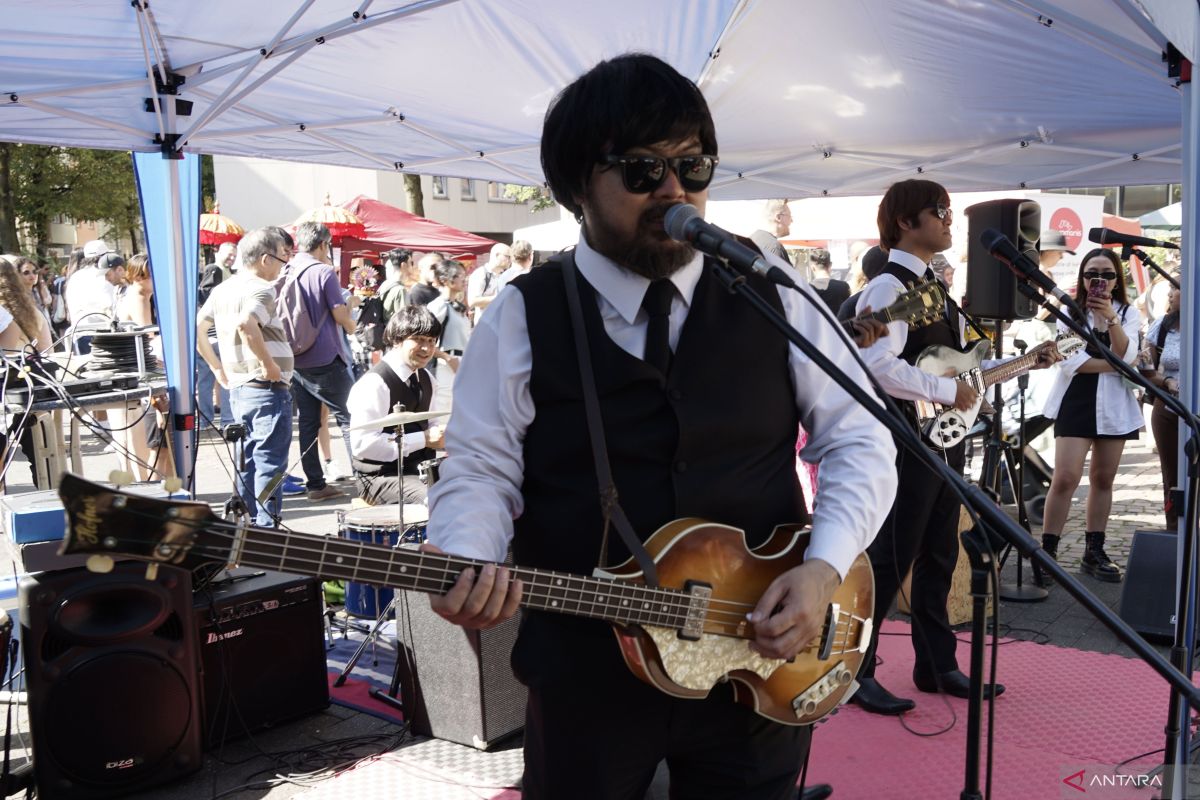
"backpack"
355,295,387,351
275,262,327,355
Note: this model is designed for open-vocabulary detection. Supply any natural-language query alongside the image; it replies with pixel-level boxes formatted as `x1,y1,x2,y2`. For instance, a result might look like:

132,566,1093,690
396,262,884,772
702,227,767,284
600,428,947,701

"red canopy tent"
336,195,497,282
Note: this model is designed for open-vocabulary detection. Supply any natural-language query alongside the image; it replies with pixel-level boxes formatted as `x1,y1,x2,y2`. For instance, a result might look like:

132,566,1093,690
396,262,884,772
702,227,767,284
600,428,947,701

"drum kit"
332,408,448,703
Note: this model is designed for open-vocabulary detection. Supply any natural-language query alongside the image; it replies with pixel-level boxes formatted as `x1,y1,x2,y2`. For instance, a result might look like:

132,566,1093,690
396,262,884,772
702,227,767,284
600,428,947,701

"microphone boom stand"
705,255,1200,800
1010,279,1200,798
1123,244,1180,290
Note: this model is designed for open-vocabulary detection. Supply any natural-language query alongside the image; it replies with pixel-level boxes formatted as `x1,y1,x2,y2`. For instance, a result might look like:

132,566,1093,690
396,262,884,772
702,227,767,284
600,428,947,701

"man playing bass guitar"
423,54,897,800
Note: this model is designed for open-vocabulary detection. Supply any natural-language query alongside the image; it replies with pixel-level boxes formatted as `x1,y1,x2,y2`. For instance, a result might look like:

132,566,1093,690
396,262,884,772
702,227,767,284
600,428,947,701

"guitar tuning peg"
86,555,115,574
108,470,134,487
144,563,159,581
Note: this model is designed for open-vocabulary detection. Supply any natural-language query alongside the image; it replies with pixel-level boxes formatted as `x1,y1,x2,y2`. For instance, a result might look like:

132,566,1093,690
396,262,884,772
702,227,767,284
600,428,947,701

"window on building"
460,179,474,201
487,182,517,203
1120,184,1171,219
432,176,448,199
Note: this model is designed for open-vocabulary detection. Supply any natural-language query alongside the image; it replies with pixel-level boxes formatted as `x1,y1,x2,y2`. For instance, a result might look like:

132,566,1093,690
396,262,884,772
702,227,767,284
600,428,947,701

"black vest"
878,262,960,364
350,362,434,475
507,253,809,685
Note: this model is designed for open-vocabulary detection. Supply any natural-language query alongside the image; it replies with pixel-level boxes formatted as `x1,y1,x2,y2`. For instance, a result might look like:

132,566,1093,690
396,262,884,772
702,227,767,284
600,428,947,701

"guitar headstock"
892,280,946,328
1053,335,1086,358
57,473,225,572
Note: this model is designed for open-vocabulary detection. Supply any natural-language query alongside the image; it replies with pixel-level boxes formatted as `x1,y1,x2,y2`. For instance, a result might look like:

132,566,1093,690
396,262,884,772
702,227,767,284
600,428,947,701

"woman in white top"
1039,248,1141,583
1145,281,1182,529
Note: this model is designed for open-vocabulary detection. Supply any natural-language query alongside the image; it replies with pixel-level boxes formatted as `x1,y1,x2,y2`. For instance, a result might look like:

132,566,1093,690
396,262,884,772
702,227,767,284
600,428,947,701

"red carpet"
326,672,406,726
805,619,1171,799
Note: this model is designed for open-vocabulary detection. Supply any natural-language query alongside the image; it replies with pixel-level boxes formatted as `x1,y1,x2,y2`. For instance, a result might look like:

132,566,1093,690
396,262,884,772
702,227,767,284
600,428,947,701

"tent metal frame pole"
994,0,1167,81
8,78,149,102
709,151,826,193
134,6,167,143
404,142,538,171
189,111,401,141
178,0,463,85
14,98,150,141
181,48,309,144
1035,143,1179,184
134,0,172,84
696,0,754,86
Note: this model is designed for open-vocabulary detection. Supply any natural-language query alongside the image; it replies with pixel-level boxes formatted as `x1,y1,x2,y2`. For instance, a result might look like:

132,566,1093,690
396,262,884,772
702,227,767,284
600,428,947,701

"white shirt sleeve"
856,275,957,405
426,289,533,562
777,278,897,578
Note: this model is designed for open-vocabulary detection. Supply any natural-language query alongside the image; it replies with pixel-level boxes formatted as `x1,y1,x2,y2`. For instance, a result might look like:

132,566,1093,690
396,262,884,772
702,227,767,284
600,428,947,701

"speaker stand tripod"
978,326,1047,602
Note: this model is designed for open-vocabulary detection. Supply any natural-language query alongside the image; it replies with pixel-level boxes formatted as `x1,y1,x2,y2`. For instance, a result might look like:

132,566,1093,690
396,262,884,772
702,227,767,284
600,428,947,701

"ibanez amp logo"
205,628,244,645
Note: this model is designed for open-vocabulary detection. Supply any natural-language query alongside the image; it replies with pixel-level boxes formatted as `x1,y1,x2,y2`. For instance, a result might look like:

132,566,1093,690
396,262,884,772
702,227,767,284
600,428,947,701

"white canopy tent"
2,3,1200,779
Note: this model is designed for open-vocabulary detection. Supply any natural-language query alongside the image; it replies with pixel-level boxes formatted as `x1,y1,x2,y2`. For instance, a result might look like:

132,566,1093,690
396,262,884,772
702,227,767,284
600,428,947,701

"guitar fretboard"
235,528,696,631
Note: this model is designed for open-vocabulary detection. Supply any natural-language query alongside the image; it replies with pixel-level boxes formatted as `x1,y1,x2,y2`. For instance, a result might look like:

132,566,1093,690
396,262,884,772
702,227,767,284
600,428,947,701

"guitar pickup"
818,603,839,660
679,580,711,641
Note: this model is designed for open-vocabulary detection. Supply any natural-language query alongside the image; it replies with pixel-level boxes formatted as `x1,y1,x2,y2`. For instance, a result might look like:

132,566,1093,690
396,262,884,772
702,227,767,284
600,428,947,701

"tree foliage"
503,183,555,212
0,144,142,257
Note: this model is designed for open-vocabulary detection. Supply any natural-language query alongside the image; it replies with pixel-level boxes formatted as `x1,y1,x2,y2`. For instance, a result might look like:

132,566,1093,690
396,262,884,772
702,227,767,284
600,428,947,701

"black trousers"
518,625,810,800
860,442,965,681
354,470,427,506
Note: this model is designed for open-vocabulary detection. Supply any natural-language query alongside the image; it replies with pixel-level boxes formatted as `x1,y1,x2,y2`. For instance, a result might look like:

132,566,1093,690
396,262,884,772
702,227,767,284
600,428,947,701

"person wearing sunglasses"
1038,247,1141,584
421,53,896,800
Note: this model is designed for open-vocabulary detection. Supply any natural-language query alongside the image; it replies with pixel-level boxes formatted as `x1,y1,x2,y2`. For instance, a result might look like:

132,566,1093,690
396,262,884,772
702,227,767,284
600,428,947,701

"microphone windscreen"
979,228,1007,255
1087,228,1107,245
663,203,700,242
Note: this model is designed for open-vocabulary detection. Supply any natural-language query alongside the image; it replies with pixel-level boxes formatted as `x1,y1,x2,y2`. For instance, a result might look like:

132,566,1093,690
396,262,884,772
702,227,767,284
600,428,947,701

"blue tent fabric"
132,152,200,486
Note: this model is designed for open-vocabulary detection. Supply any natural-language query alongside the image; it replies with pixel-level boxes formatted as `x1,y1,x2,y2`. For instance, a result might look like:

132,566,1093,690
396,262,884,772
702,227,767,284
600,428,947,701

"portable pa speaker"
194,569,329,748
19,563,202,800
964,198,1041,320
395,590,526,749
1118,529,1180,642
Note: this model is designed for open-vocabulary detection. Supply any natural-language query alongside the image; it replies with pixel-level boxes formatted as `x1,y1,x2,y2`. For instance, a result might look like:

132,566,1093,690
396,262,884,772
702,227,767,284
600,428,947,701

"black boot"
1034,534,1059,588
1081,531,1123,583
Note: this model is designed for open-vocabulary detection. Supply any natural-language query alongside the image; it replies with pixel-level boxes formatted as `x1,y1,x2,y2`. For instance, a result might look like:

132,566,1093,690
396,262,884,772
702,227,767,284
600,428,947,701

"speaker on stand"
963,198,1041,322
19,562,202,800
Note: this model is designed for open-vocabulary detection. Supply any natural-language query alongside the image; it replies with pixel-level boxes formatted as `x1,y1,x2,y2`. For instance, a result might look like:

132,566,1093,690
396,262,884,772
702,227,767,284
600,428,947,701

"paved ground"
0,416,1186,799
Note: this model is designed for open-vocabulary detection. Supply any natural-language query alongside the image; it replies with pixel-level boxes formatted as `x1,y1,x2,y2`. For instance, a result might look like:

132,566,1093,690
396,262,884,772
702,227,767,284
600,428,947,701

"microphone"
1087,227,1179,250
663,204,798,289
979,228,1074,306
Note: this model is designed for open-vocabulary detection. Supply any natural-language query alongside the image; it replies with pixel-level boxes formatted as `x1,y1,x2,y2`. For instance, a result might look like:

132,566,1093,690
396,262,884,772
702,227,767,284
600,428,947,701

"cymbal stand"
333,419,409,714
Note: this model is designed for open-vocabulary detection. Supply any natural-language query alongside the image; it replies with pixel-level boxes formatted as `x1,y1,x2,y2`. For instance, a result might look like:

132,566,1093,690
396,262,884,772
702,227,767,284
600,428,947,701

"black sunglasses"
599,154,719,194
924,204,952,221
1084,271,1118,280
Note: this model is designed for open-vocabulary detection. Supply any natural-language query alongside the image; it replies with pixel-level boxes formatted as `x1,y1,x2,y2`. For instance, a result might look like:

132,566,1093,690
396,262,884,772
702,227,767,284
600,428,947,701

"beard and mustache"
583,202,696,280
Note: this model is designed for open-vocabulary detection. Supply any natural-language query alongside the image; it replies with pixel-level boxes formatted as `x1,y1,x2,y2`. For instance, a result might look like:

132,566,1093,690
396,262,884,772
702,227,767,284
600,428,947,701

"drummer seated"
348,306,445,506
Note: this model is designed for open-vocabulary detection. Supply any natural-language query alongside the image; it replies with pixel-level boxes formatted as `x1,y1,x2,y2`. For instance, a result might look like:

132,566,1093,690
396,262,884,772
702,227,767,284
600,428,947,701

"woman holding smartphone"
1038,248,1141,583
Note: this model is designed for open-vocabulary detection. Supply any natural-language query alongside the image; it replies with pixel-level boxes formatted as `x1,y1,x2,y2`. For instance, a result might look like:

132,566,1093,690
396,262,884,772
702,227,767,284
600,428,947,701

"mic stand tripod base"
998,581,1047,603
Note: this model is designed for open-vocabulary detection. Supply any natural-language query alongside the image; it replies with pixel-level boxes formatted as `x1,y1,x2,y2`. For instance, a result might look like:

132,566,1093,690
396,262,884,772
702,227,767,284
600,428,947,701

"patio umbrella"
1140,201,1182,231
198,201,244,246
290,194,365,244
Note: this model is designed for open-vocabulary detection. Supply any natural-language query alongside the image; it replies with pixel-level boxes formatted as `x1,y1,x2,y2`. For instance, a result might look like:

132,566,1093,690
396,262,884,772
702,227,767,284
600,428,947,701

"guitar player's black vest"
509,252,806,684
349,362,434,476
876,262,965,435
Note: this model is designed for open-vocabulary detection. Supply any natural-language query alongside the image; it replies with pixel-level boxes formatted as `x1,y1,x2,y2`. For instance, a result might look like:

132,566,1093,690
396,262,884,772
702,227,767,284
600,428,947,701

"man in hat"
64,240,122,354
1036,230,1076,324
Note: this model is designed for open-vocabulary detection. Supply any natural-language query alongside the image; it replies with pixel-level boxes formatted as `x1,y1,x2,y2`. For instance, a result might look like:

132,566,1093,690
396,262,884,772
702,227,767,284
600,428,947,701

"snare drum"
418,456,446,487
337,505,430,618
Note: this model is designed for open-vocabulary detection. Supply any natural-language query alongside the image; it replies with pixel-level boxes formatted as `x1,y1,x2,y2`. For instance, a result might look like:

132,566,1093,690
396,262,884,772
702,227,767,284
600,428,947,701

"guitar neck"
978,347,1044,390
233,527,691,631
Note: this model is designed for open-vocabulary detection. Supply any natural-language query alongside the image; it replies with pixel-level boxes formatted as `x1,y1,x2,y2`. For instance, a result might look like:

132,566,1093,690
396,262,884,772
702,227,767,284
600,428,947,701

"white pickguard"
644,625,783,691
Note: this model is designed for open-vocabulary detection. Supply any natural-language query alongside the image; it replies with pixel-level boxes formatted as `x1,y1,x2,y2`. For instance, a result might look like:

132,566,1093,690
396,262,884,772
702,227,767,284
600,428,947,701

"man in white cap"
1036,230,1076,325
64,240,120,353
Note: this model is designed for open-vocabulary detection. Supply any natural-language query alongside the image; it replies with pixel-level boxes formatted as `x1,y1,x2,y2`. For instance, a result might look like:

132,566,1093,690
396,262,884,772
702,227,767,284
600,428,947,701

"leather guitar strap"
560,253,660,587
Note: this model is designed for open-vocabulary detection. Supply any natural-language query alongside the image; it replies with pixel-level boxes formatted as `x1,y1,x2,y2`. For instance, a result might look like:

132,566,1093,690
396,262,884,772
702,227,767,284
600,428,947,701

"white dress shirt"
348,348,440,465
856,249,961,405
427,235,897,580
64,267,116,332
1042,305,1143,435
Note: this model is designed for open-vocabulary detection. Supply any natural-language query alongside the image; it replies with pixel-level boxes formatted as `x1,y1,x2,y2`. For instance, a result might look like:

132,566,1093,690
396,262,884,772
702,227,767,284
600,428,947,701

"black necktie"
407,372,423,409
642,279,674,373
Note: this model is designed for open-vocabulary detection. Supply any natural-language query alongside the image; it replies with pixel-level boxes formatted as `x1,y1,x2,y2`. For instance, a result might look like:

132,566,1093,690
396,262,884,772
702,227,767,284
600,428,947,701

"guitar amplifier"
193,569,329,748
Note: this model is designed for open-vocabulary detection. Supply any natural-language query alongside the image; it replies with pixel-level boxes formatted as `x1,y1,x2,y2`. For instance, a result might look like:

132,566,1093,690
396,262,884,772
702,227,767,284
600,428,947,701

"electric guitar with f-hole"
55,474,875,727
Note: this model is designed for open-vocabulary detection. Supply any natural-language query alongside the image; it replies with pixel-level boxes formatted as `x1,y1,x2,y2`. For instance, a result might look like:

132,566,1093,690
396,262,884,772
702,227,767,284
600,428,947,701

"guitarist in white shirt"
851,180,1058,715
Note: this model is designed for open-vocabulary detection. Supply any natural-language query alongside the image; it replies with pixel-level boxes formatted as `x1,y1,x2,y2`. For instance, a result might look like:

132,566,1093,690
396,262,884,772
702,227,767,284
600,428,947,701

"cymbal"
349,410,449,431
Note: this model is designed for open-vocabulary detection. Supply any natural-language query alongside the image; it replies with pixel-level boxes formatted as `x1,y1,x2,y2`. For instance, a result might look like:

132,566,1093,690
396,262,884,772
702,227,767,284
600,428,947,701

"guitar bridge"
679,581,711,641
792,660,854,718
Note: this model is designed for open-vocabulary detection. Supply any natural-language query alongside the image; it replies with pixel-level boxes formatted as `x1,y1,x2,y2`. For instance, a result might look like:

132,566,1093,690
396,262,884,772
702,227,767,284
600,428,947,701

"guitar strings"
82,503,865,641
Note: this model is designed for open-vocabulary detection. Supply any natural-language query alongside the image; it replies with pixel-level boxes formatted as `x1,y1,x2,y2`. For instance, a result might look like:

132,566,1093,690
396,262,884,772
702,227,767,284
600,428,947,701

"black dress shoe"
912,669,1005,699
850,677,915,715
799,784,833,800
